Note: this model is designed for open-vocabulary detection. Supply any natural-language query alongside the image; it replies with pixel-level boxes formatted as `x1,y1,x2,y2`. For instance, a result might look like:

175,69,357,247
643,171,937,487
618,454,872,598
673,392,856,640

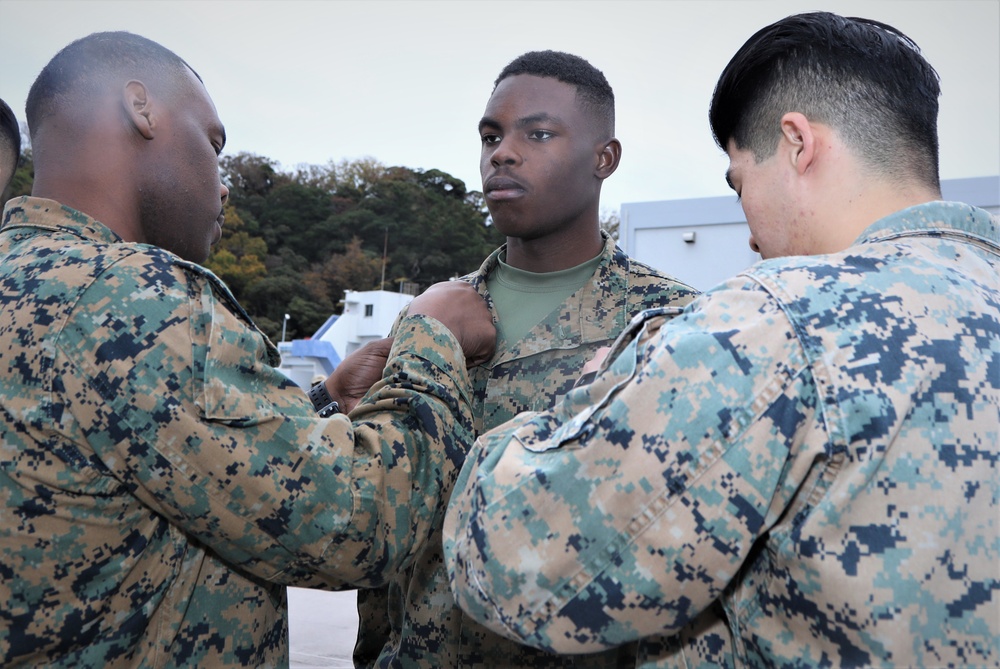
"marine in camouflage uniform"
0,197,479,667
445,200,1000,668
355,232,698,667
445,10,1000,667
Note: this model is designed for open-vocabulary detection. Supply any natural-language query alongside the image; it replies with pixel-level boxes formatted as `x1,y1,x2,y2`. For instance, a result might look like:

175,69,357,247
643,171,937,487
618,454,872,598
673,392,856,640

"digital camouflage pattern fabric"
0,197,476,668
445,202,1000,668
356,232,699,667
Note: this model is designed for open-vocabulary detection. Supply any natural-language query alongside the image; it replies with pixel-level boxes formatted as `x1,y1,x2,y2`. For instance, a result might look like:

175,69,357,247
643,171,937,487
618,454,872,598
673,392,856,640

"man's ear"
123,80,155,140
596,138,622,180
779,112,816,175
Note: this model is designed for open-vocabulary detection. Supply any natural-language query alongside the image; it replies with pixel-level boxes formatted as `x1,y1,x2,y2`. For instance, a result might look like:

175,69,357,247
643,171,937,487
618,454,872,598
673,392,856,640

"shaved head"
26,31,199,140
25,31,229,264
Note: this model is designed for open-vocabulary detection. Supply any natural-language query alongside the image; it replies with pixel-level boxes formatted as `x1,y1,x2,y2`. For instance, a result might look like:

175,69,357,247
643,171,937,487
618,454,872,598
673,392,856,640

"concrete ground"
289,588,359,668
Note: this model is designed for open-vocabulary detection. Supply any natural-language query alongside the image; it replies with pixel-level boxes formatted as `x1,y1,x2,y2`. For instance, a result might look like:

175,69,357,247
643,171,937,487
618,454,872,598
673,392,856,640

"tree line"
4,148,506,340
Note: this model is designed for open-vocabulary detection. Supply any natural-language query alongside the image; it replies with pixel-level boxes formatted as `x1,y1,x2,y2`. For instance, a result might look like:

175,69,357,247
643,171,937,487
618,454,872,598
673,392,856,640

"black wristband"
308,381,341,417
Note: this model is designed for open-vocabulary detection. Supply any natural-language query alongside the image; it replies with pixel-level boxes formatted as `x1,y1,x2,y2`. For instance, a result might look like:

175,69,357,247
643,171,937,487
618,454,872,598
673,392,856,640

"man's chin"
190,241,213,265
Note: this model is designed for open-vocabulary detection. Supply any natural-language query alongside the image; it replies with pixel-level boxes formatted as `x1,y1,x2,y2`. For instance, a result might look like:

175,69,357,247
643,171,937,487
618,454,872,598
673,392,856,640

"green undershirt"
487,250,604,343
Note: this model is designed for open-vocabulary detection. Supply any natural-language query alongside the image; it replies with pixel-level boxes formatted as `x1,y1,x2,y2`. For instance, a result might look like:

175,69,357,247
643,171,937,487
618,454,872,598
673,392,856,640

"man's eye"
529,130,553,140
482,134,500,145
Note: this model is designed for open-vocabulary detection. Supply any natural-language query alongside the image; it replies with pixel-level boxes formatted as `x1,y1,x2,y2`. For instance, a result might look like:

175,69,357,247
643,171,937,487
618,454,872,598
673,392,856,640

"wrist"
307,381,341,417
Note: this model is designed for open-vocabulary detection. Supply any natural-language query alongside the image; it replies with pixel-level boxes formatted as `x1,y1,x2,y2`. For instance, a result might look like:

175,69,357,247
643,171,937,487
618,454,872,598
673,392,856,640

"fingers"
327,337,394,413
409,282,496,367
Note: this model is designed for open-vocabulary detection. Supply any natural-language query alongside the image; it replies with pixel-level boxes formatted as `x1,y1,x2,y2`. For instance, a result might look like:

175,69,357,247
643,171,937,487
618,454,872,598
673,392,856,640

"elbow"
444,510,619,655
447,536,627,654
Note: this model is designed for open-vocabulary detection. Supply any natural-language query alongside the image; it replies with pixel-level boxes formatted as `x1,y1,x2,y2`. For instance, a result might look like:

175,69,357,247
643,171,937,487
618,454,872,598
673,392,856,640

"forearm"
63,267,475,590
307,314,475,588
230,315,474,588
444,287,817,652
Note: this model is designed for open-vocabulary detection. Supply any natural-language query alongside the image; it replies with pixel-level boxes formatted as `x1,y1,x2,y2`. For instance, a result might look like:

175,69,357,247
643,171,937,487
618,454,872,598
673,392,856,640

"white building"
277,288,415,388
619,176,999,292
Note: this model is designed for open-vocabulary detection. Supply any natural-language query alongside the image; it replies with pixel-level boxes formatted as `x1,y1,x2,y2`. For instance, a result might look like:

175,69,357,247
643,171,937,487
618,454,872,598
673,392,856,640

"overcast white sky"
1,0,998,213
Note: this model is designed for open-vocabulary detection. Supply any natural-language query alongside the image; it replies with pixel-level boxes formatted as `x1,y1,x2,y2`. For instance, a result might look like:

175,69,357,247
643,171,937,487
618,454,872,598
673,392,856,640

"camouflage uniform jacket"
0,197,476,668
444,202,1000,668
356,232,699,667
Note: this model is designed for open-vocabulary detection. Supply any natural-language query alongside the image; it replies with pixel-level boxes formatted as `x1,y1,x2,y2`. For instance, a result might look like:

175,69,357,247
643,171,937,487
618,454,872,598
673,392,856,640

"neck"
816,177,941,253
30,139,141,241
504,225,604,273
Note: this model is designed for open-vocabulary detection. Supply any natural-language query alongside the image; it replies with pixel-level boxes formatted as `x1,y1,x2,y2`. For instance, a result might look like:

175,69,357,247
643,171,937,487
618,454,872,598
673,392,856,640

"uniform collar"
1,196,125,246
858,200,999,249
473,231,633,363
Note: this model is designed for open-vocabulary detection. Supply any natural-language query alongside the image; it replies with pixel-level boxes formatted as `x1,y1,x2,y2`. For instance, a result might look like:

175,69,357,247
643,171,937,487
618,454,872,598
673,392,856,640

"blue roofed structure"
277,289,415,388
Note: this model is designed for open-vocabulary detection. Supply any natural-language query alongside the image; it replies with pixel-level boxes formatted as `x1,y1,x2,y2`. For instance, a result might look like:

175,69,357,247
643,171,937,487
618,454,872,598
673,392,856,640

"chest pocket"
199,293,280,425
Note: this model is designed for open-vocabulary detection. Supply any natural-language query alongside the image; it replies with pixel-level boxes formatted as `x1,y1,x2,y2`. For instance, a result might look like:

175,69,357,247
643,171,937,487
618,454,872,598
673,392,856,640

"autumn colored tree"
304,236,384,310
204,203,267,294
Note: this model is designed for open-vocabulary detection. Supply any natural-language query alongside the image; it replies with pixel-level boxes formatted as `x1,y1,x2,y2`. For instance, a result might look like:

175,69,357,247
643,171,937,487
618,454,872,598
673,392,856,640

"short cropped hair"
26,31,199,140
495,50,615,137
709,12,941,189
0,98,20,186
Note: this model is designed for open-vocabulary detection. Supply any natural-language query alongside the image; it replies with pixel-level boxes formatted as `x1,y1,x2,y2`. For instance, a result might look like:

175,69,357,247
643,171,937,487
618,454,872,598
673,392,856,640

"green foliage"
2,148,33,202
8,146,505,340
256,181,335,259
242,273,324,340
340,165,501,286
286,295,336,340
217,152,504,338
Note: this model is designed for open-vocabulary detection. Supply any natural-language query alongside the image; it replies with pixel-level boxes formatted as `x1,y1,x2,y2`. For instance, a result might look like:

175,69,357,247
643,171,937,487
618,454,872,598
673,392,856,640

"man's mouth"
484,176,526,201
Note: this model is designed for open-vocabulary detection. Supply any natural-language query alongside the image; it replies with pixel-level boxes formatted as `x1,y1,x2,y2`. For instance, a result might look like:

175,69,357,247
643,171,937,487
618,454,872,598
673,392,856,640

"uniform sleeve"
443,277,823,653
55,257,474,589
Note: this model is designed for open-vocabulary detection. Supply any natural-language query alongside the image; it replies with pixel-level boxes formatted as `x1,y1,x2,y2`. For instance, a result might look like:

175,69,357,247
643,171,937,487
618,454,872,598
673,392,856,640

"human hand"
408,281,496,367
326,337,394,413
